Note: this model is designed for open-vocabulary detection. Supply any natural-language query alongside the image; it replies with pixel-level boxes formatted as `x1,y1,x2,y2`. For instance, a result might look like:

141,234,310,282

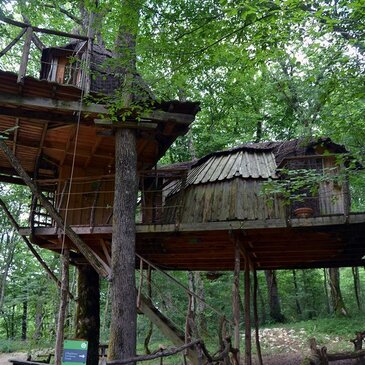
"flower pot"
294,207,314,218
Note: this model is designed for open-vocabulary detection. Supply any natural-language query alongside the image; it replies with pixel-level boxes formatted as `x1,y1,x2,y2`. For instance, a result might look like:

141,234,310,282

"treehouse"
1,17,365,365
1,16,363,276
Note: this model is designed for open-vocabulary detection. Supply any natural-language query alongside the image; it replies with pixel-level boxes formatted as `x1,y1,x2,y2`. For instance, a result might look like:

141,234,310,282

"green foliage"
0,0,365,356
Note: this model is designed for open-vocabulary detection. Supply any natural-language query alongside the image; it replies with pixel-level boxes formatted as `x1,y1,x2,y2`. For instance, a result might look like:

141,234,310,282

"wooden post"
54,249,70,365
244,256,252,365
253,269,263,365
0,28,27,58
76,264,100,365
0,139,107,278
18,26,33,84
232,239,240,354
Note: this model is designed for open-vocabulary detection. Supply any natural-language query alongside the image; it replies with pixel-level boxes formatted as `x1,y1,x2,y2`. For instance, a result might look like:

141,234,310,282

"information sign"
62,339,88,365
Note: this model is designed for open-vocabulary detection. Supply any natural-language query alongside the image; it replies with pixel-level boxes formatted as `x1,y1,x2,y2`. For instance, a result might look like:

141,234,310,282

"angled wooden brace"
0,138,108,278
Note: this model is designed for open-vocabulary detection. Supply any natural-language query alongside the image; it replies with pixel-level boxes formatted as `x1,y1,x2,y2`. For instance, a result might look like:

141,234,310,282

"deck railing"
30,165,353,230
0,14,91,89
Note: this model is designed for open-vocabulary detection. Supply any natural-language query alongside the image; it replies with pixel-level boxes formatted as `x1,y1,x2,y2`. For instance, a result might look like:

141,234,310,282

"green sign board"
62,339,88,365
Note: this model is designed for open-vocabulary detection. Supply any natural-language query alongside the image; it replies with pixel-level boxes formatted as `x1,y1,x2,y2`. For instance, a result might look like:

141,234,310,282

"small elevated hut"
159,138,350,225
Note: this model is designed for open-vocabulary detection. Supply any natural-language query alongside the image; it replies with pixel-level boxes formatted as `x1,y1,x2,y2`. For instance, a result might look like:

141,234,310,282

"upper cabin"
39,41,143,96
0,35,200,229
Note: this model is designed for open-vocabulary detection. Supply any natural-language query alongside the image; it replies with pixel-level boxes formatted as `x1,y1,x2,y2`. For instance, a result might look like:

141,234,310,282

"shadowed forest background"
0,0,365,359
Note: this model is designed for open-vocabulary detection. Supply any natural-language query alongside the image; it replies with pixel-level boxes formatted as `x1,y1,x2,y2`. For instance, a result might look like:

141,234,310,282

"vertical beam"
12,118,20,154
253,268,263,365
244,255,252,365
232,239,240,353
0,138,107,278
76,264,100,365
54,249,70,365
18,26,33,84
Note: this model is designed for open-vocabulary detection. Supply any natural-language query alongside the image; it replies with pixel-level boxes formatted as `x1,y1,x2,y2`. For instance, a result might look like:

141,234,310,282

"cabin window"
63,59,81,85
46,55,81,86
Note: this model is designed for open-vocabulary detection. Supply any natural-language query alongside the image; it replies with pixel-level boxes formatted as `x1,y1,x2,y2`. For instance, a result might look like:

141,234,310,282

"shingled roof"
163,137,348,195
237,137,348,165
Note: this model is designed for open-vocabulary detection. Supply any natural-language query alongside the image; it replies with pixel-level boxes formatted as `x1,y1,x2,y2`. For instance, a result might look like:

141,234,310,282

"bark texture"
352,267,362,310
108,0,142,361
76,265,100,365
265,270,285,323
21,299,28,340
108,128,138,362
329,268,348,316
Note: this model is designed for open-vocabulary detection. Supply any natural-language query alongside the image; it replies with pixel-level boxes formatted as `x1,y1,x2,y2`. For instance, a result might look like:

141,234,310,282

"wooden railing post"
18,26,33,84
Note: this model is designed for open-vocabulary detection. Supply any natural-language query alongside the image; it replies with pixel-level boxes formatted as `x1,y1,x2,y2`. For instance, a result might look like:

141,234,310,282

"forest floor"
251,327,361,365
0,351,360,365
0,326,362,365
0,353,27,365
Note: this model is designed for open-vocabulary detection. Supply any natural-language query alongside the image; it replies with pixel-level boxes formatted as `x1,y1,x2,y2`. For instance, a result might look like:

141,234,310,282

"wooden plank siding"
164,178,286,224
54,165,114,226
319,156,347,215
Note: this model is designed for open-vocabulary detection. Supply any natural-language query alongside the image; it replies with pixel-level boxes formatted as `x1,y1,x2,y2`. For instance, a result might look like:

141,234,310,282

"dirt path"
0,353,27,365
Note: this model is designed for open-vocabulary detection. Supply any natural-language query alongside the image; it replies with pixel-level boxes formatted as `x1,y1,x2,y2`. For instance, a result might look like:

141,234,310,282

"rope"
60,38,91,253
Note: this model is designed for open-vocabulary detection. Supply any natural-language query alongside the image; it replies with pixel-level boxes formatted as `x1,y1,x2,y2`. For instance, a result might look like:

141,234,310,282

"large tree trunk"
329,268,347,315
76,265,100,365
292,270,302,317
323,268,331,314
329,268,348,316
34,298,43,340
21,299,28,340
352,267,362,311
108,128,138,362
0,230,17,313
264,270,285,323
108,0,142,362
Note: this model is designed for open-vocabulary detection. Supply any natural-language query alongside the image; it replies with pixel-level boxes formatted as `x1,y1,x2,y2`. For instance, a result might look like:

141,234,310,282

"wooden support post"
0,139,108,278
89,180,102,228
244,256,252,365
0,28,27,58
253,269,263,365
137,258,144,309
0,197,74,299
232,239,240,354
76,264,100,365
18,26,33,84
54,249,70,365
144,266,153,355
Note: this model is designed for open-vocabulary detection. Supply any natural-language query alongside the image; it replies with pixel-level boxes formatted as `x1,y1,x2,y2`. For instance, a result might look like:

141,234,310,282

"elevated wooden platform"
0,70,199,182
20,213,365,270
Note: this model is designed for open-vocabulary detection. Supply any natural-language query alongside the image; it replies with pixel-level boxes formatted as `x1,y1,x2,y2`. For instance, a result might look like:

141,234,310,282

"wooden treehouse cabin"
135,138,365,271
1,15,365,365
0,18,203,365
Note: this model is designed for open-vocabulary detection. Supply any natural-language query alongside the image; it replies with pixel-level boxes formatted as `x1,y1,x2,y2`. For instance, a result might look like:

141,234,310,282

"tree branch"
43,2,82,25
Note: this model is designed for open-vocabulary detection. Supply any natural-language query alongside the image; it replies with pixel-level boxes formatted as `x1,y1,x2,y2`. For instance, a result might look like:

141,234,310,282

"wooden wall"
163,178,286,224
55,166,114,226
49,155,350,227
318,156,349,216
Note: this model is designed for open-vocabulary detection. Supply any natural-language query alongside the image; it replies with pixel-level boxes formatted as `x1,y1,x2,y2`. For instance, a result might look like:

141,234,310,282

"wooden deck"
20,213,365,271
